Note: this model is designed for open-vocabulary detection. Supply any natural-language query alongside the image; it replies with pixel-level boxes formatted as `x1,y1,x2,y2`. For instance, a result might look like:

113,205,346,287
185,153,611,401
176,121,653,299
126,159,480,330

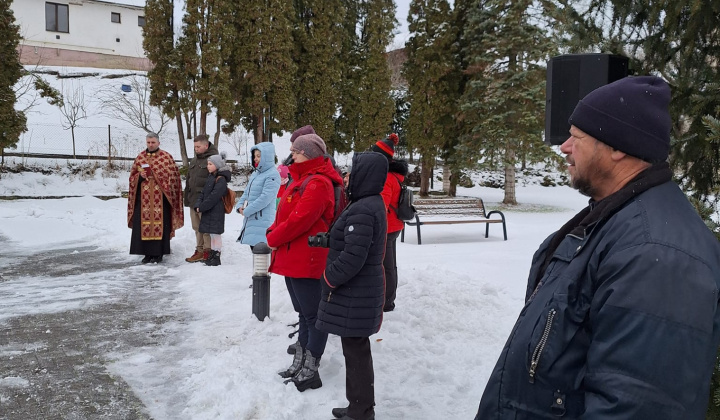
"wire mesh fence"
3,122,256,169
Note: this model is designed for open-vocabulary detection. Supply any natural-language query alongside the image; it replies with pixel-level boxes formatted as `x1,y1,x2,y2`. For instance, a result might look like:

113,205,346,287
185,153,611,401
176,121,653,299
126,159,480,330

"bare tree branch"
96,74,170,134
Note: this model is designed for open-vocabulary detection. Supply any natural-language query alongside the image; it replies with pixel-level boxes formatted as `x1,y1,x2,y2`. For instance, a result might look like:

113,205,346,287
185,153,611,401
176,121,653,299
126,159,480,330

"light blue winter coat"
236,142,280,246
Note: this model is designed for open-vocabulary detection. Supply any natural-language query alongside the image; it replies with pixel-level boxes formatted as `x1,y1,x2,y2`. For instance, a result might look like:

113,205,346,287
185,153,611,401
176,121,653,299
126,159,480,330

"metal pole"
108,124,111,165
251,242,272,321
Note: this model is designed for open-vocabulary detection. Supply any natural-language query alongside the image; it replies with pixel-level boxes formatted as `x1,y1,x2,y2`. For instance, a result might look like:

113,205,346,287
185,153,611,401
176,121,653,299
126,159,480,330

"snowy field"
0,152,588,419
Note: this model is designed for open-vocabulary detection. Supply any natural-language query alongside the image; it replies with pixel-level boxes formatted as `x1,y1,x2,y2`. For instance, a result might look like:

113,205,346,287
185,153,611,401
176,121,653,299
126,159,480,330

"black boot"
278,342,304,378
293,349,322,392
205,250,221,266
141,255,153,264
331,407,348,418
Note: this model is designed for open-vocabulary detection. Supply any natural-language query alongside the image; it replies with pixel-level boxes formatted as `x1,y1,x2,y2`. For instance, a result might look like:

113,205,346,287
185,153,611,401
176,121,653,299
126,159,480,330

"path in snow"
0,243,186,419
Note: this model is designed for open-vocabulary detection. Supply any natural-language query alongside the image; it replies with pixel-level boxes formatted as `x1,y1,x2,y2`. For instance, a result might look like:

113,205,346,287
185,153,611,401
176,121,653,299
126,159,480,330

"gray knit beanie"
568,76,671,163
292,134,326,160
290,125,316,143
208,151,229,172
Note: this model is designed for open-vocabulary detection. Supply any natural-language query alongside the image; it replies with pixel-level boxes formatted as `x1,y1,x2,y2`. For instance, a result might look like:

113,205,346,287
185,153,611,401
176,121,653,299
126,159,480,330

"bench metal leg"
485,223,490,239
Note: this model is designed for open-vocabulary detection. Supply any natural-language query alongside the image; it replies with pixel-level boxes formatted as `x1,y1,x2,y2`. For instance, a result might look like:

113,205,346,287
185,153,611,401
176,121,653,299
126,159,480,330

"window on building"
111,12,121,23
45,2,69,33
138,16,146,27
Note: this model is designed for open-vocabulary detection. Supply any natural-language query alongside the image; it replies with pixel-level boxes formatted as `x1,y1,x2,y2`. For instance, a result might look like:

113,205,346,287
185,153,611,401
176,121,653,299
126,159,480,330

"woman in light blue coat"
235,142,280,248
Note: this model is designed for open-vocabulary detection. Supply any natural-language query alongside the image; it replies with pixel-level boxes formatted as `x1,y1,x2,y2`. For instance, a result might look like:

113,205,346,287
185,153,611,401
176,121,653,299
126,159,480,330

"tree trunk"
71,126,76,159
449,168,458,197
200,105,207,135
193,109,197,138
420,153,433,197
442,164,451,194
185,112,192,139
503,147,517,205
175,111,189,169
254,114,263,144
214,114,221,144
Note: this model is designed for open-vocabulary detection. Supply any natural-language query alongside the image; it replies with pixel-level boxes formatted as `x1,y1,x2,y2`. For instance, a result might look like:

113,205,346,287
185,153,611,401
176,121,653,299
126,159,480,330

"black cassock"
129,177,172,257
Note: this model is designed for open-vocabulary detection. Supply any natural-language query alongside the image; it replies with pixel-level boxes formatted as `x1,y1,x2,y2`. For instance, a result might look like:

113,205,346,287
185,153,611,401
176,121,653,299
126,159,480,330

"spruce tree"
457,0,556,204
550,0,720,203
0,0,26,152
403,0,459,196
228,0,296,144
335,0,396,153
143,0,189,167
176,0,233,136
293,0,345,150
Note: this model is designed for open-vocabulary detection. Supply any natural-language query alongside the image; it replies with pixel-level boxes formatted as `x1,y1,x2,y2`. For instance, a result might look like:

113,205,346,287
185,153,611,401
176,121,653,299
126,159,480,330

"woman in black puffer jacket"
316,151,388,420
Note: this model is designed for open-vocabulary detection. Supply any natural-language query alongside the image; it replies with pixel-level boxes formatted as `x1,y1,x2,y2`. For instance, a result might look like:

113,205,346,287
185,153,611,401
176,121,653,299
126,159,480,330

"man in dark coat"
475,76,720,419
317,151,388,420
184,134,218,262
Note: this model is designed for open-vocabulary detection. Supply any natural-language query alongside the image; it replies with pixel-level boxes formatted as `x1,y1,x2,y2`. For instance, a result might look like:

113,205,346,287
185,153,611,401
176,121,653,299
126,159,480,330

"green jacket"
183,142,219,207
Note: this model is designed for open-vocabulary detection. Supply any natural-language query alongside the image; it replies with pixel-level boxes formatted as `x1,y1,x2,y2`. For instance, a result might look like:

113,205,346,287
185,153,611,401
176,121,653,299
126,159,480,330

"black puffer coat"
195,169,231,234
316,152,388,337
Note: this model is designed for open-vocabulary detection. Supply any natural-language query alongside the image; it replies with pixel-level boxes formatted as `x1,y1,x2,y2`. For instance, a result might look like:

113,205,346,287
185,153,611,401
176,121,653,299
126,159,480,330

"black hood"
348,152,387,201
389,159,408,176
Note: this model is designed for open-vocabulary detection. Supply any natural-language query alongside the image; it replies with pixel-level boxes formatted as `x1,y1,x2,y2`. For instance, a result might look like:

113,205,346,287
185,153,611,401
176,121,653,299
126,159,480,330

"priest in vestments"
127,133,184,263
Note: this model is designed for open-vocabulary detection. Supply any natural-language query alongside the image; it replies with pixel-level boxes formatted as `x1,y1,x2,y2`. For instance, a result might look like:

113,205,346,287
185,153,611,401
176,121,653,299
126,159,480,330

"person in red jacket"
266,133,343,392
276,164,290,208
371,133,409,312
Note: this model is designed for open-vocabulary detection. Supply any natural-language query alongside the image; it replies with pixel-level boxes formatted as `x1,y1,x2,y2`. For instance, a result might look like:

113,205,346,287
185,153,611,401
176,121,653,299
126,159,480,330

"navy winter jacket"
316,152,388,337
195,169,231,235
476,170,720,419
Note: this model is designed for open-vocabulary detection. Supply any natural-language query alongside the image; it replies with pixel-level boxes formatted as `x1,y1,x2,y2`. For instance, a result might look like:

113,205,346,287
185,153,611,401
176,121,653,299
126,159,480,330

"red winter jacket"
266,156,343,279
380,172,405,234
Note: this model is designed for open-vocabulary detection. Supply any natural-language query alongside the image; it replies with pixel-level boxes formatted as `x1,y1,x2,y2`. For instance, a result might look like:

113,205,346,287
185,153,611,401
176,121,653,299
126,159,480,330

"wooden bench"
400,197,507,245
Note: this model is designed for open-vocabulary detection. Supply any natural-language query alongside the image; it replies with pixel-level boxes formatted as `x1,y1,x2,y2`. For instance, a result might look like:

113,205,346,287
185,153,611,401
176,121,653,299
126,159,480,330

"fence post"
107,125,111,166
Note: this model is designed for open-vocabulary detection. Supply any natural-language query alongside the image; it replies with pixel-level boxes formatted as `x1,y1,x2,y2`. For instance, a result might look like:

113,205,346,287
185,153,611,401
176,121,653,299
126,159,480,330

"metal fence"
3,122,256,166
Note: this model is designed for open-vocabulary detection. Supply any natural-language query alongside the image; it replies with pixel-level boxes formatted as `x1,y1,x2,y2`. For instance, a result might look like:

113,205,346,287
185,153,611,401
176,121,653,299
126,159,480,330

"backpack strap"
389,173,403,215
295,174,335,227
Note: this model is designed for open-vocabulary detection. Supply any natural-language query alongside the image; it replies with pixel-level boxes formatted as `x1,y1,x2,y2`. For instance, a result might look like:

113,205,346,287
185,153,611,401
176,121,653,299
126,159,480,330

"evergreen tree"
335,0,396,153
143,0,189,167
549,0,720,203
176,0,234,136
227,0,296,144
0,0,26,152
457,0,556,204
293,0,345,150
403,0,459,196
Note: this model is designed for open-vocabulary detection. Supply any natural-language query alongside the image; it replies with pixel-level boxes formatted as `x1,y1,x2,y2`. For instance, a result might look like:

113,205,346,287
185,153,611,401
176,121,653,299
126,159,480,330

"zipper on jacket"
529,308,556,384
327,291,332,302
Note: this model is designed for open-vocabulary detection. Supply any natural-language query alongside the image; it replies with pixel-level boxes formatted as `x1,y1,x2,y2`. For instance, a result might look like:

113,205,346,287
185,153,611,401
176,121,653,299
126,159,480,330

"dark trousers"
285,276,328,358
383,230,401,310
341,337,375,420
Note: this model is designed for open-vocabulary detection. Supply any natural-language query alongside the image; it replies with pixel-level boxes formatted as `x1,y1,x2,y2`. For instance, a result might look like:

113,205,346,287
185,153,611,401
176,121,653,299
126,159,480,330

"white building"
11,0,150,70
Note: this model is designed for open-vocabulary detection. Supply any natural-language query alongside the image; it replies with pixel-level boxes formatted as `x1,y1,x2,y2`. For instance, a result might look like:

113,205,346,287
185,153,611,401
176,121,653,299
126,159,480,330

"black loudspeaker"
545,54,629,145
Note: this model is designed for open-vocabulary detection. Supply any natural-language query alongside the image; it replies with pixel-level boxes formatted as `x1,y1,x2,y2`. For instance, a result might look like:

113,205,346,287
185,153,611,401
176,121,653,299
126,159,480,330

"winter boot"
331,407,348,418
202,248,211,261
292,349,322,392
287,339,300,355
185,250,205,263
279,342,304,378
205,250,221,266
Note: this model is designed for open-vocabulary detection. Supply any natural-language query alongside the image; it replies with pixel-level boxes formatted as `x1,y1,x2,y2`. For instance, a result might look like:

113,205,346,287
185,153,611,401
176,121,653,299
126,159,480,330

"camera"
308,232,330,248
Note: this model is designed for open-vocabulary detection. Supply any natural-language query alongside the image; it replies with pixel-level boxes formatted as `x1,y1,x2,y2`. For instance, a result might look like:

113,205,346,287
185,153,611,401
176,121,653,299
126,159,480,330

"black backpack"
390,174,416,221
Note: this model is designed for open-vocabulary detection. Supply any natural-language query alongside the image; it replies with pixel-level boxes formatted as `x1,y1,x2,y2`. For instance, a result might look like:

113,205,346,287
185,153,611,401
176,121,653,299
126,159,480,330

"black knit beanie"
568,76,671,163
371,133,399,160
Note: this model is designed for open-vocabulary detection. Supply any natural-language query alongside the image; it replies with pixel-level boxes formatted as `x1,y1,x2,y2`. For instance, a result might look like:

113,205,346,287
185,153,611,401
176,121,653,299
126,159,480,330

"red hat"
371,133,399,160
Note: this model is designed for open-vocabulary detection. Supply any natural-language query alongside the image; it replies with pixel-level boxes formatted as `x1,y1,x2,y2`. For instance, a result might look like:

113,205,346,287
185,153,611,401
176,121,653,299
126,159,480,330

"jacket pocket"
525,293,588,389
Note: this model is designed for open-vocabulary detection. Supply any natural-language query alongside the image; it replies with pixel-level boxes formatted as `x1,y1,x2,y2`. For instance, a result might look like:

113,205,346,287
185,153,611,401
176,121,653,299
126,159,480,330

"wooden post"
107,125,112,166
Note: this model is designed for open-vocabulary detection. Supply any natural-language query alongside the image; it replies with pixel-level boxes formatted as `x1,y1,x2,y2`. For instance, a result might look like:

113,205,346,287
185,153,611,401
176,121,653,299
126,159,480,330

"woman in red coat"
372,134,408,312
266,133,343,392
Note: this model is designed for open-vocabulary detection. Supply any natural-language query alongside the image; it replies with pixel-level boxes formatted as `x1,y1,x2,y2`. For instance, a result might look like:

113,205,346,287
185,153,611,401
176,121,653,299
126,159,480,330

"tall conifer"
403,0,458,196
0,0,26,151
293,0,345,150
228,0,296,144
457,0,556,204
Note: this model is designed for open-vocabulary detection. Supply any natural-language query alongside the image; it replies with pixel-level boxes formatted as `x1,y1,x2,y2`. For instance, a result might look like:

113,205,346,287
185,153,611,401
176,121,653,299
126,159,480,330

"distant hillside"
386,48,407,89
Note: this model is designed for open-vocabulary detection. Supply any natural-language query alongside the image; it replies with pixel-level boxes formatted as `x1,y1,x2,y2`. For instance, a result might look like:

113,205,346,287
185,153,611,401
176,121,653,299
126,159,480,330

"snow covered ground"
0,154,588,419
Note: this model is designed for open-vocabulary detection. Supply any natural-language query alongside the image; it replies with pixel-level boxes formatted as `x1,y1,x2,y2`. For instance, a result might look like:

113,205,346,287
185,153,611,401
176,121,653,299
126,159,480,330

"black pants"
383,230,401,310
341,336,375,420
285,276,328,358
